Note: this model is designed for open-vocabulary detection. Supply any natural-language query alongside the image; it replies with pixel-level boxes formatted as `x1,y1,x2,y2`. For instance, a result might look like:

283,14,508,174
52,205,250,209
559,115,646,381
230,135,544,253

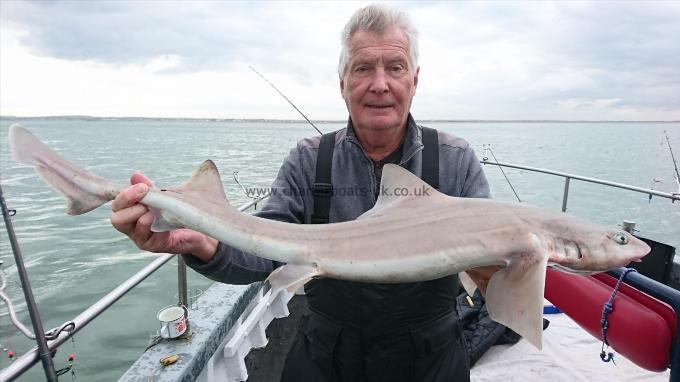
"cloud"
556,98,622,110
0,1,355,79
1,1,679,120
411,1,680,120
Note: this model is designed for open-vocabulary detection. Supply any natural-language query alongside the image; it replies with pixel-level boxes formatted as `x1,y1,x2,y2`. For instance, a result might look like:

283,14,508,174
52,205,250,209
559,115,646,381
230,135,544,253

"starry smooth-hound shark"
8,124,650,349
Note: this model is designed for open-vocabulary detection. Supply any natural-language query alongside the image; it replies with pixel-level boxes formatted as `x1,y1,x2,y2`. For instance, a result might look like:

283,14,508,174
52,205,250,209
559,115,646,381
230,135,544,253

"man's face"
340,27,419,135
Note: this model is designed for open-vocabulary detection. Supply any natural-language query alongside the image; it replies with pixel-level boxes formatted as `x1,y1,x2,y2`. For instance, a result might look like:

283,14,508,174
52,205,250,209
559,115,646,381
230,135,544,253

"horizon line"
1,115,679,123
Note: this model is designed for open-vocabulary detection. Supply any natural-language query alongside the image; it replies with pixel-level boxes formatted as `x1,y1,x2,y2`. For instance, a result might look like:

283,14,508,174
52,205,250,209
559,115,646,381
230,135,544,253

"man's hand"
465,266,503,296
110,172,218,262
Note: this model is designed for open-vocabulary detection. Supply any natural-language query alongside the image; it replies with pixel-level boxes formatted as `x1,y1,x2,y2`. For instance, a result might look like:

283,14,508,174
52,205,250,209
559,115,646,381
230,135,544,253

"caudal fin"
9,123,51,167
8,124,121,215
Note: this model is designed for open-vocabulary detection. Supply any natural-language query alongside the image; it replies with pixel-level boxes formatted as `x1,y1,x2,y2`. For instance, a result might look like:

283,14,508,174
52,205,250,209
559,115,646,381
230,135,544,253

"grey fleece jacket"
183,115,490,282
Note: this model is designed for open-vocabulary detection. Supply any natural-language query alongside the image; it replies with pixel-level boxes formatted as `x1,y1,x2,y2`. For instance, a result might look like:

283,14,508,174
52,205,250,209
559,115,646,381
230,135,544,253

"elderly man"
111,4,489,382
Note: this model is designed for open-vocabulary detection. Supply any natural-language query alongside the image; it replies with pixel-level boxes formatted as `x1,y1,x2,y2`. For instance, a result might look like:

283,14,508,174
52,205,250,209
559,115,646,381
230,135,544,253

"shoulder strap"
311,127,438,223
311,131,336,224
421,126,439,190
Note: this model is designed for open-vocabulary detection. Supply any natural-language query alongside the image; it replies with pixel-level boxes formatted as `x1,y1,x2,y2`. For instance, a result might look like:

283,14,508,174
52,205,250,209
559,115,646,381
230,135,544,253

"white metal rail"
0,200,260,382
480,160,680,211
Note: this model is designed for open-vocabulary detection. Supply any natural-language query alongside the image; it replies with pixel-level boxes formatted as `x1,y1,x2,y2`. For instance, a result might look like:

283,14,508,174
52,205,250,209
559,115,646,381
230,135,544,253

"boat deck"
118,286,673,381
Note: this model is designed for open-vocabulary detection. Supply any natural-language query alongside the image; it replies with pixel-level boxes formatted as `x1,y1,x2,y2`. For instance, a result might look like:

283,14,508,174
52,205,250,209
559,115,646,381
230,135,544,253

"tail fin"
9,124,121,215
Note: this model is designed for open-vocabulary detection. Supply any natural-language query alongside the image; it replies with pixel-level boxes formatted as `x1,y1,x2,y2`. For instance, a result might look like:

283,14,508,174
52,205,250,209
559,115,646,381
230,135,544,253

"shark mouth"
548,262,597,275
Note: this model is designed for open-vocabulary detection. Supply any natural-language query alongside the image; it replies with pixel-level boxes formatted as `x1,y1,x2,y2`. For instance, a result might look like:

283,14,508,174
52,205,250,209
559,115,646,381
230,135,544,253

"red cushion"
545,268,674,372
593,272,677,340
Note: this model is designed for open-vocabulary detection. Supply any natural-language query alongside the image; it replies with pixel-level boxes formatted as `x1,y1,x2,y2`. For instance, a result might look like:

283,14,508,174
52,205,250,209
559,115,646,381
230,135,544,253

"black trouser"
280,309,470,382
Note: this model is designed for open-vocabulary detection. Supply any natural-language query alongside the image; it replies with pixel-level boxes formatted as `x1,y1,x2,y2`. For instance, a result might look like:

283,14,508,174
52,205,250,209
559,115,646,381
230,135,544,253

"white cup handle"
160,323,170,338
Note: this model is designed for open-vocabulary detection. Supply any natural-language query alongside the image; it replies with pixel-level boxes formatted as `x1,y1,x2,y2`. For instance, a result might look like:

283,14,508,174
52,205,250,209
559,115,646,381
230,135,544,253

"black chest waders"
280,127,471,382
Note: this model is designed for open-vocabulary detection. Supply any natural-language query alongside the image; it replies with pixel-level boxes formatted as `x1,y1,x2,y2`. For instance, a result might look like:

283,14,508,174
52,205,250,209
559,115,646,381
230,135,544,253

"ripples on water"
0,118,678,380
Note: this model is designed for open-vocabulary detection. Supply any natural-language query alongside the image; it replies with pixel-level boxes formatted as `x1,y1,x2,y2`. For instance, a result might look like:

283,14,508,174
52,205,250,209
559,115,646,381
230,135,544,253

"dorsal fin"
176,160,230,208
358,164,447,219
150,160,231,232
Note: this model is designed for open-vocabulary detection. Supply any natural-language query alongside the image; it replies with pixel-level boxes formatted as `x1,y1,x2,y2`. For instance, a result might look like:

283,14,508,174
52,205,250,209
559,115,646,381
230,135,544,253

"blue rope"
600,268,637,364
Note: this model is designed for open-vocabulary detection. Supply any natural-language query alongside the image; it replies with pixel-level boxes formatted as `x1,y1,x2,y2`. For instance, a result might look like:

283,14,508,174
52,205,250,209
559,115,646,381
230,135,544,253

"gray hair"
338,4,419,78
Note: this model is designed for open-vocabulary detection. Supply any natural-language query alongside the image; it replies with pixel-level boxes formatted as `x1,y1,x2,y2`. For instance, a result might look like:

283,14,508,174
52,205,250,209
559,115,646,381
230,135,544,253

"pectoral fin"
486,249,549,350
265,264,321,295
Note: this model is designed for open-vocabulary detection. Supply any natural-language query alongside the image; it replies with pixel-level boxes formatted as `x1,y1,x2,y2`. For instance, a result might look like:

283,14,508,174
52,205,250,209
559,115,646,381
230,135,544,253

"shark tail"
9,124,121,215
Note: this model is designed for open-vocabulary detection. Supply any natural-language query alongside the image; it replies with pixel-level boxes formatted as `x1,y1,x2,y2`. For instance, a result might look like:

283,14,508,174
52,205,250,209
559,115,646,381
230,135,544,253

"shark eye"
613,232,629,245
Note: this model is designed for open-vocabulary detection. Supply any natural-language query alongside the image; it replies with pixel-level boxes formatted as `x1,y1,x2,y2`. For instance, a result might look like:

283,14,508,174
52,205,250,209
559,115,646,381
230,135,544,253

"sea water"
0,118,678,380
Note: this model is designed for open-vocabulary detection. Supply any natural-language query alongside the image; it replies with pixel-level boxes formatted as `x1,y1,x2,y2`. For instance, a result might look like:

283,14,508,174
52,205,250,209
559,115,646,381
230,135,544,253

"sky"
1,1,679,121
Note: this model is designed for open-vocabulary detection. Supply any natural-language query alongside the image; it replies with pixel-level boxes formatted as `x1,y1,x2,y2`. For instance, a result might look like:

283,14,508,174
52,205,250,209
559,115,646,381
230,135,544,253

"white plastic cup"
158,305,188,339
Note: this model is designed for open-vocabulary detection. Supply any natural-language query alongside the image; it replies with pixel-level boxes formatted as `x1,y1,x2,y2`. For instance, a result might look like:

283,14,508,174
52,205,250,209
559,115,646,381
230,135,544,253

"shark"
7,124,650,349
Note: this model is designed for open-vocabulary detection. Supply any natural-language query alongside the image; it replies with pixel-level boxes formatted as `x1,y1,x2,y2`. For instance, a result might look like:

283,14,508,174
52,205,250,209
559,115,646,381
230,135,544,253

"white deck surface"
471,312,670,381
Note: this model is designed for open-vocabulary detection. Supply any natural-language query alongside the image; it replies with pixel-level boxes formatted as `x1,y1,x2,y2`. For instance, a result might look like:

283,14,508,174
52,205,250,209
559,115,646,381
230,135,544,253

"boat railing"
1,162,677,381
0,200,263,381
480,160,680,210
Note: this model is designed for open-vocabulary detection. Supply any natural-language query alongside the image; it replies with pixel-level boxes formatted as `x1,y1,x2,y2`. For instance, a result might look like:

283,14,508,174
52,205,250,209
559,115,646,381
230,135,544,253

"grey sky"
1,1,678,120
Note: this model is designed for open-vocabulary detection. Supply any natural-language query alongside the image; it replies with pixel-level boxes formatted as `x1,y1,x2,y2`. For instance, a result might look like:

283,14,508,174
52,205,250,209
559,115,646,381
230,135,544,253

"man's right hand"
110,172,219,263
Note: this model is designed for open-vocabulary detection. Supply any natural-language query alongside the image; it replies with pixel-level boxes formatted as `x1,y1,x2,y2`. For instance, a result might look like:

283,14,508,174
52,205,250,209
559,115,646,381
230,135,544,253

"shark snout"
616,236,651,267
632,239,651,262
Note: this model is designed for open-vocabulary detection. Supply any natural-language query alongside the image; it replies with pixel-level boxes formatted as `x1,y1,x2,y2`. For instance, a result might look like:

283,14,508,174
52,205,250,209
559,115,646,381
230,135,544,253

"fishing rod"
0,184,59,381
664,130,680,189
249,66,323,135
482,144,522,203
238,66,324,203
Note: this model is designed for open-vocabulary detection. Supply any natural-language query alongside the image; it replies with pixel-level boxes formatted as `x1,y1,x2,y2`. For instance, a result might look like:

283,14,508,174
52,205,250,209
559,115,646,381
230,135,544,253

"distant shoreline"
1,115,678,123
